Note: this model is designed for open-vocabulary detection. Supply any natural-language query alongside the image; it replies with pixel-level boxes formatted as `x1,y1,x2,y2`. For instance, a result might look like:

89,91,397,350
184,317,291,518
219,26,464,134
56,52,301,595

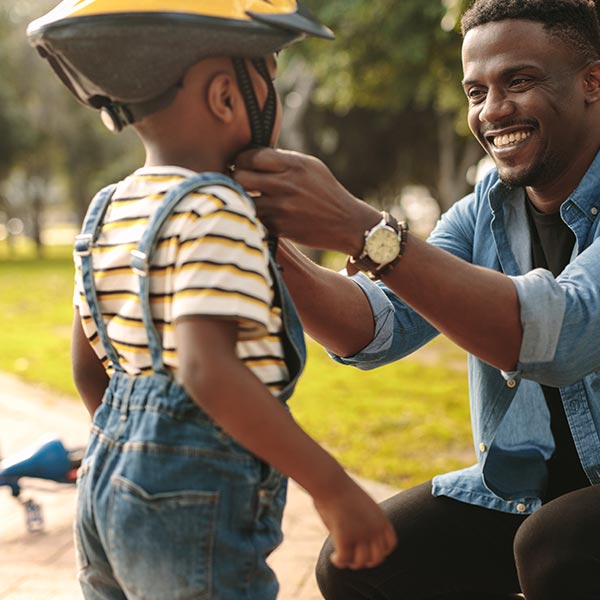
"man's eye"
510,77,532,89
467,88,486,103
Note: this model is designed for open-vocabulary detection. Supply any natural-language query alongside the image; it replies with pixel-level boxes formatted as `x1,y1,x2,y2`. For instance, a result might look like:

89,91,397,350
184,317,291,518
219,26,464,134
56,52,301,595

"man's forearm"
380,234,522,371
277,235,522,370
277,240,375,357
236,148,523,370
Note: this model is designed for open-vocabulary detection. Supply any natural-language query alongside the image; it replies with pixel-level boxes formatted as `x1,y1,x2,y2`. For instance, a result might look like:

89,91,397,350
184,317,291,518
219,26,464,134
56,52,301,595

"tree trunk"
436,111,483,211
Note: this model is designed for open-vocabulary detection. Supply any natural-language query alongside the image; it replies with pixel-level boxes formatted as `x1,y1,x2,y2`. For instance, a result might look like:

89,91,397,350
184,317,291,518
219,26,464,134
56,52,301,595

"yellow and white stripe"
74,166,288,392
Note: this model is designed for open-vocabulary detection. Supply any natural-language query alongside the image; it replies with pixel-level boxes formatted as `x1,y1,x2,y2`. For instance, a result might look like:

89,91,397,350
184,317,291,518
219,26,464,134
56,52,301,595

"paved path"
0,373,399,600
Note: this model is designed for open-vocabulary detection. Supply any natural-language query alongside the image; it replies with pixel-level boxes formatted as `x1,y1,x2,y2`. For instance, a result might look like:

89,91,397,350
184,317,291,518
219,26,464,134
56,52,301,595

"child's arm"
176,316,397,570
71,311,109,416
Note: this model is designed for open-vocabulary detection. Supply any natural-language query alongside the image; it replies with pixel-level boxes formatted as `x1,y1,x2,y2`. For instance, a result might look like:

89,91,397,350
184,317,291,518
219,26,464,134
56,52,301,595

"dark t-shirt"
525,199,590,500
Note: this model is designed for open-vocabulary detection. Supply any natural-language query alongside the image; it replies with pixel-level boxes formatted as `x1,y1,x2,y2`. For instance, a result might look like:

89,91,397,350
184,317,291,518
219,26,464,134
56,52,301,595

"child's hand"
313,478,397,570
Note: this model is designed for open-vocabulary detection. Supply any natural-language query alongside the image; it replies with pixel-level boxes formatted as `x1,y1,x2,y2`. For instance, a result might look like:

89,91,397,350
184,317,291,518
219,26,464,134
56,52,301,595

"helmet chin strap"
231,57,278,149
231,57,280,255
99,82,183,133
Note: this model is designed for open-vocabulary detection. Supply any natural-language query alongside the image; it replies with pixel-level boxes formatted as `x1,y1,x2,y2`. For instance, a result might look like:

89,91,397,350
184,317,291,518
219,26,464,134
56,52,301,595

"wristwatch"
346,212,408,280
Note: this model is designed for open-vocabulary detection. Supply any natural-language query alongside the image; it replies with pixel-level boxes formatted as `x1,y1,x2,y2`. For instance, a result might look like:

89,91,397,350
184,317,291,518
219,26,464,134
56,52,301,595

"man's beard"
496,147,562,189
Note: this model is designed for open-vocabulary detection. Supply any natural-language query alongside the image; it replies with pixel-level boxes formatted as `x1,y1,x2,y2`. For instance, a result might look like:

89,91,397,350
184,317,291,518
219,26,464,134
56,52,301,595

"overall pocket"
255,462,286,529
73,462,92,572
107,475,218,600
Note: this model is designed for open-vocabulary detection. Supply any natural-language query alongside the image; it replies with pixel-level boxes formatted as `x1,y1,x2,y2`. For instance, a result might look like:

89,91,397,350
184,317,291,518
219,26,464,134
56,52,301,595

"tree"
280,0,483,211
0,1,142,253
1,0,485,252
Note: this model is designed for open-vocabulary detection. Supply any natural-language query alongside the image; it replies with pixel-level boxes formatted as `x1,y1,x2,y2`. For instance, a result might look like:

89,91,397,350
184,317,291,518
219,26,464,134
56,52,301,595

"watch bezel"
364,225,401,265
347,214,409,281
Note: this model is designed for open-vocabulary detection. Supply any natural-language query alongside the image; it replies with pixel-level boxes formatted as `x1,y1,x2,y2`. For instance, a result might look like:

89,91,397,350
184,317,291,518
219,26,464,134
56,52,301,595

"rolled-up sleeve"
512,239,600,386
510,268,567,364
328,272,397,369
328,192,481,370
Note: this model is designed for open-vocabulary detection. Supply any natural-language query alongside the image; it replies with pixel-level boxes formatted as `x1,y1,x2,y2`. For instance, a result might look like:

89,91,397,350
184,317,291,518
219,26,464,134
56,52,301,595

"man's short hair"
461,0,600,65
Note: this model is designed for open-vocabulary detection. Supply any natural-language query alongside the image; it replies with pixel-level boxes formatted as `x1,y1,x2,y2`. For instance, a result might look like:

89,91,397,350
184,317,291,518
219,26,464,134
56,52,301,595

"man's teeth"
493,130,532,148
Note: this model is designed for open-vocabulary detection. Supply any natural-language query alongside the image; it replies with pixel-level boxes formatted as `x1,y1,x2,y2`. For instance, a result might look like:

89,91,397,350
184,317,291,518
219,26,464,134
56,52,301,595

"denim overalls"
73,173,306,600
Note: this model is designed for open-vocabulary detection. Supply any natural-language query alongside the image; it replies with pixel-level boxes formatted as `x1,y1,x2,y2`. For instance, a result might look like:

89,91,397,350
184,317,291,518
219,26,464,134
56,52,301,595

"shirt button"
592,207,599,216
507,379,517,389
479,443,487,453
516,503,526,513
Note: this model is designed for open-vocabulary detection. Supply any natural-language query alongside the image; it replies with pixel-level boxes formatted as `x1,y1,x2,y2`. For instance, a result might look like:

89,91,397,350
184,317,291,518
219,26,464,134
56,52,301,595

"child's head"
27,1,333,165
124,54,281,170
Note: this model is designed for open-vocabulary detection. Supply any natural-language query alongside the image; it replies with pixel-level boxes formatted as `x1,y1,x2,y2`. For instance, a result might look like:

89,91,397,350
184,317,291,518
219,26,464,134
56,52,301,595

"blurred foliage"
0,0,484,240
304,0,467,116
279,0,483,209
0,0,143,234
0,246,75,393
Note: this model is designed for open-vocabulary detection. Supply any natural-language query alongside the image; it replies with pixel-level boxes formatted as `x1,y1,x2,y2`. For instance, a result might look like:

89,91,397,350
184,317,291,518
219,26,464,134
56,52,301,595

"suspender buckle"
131,249,149,276
74,234,93,256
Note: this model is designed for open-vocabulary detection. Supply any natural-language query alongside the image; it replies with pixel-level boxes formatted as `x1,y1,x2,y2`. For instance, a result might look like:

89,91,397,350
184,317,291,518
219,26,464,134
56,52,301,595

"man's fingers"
234,147,292,172
232,168,259,192
233,168,273,195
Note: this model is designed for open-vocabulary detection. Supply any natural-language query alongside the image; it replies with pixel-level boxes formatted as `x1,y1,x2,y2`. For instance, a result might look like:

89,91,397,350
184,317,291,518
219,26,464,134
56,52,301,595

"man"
233,0,600,598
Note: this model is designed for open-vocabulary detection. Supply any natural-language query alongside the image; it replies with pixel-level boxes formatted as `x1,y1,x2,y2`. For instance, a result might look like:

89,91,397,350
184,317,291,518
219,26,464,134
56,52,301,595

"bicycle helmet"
27,1,333,140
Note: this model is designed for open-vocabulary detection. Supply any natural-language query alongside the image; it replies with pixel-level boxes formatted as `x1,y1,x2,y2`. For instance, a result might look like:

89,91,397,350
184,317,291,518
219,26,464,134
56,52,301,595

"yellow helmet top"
27,0,333,111
31,0,299,22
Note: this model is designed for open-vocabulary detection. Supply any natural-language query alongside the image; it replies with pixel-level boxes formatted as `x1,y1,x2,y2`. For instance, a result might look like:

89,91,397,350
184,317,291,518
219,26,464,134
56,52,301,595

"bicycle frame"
0,434,83,532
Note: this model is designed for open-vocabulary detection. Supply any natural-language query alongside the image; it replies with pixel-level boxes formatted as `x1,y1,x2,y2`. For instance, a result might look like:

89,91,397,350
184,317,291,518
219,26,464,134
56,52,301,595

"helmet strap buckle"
100,103,133,133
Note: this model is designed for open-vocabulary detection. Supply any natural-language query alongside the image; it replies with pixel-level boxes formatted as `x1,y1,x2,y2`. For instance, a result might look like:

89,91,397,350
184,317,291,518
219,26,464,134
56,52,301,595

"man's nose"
479,89,515,123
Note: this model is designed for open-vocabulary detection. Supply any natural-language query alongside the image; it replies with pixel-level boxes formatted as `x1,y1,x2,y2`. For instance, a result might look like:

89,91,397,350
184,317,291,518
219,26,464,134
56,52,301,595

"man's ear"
583,60,600,104
206,73,236,123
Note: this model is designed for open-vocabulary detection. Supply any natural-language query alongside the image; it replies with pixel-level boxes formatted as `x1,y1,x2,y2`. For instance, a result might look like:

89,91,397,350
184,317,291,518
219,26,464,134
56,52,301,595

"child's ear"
207,73,236,123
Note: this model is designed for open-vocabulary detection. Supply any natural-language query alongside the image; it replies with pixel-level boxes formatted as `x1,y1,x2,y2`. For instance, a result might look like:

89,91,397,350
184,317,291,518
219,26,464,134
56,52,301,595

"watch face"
365,227,400,264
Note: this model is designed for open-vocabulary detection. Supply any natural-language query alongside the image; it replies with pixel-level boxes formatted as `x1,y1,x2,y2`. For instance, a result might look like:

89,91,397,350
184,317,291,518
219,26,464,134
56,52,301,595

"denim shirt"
332,150,600,515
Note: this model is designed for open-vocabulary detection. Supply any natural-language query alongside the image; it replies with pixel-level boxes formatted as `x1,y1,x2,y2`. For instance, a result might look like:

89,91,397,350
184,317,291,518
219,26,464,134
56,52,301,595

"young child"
28,1,397,598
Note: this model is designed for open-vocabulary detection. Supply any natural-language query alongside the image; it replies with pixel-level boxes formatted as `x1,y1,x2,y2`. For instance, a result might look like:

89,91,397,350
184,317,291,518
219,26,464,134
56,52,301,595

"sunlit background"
6,0,585,491
0,0,490,256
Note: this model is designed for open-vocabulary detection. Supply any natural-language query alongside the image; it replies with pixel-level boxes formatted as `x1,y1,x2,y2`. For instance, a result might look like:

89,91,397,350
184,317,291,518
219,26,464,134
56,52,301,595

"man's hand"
233,148,380,256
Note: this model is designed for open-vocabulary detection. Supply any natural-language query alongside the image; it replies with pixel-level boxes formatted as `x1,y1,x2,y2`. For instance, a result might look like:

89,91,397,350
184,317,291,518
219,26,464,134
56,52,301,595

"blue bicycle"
0,434,83,532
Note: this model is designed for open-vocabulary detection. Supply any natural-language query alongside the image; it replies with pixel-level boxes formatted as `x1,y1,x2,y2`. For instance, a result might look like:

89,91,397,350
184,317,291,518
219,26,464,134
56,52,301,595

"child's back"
29,2,397,598
76,166,289,391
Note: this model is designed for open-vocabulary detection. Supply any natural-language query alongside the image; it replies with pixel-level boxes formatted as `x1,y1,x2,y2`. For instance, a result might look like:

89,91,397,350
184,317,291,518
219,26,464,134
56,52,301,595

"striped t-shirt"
73,166,290,395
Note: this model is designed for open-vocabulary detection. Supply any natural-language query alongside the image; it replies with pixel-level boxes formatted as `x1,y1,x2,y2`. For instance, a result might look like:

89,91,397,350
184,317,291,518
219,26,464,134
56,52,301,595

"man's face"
462,19,589,191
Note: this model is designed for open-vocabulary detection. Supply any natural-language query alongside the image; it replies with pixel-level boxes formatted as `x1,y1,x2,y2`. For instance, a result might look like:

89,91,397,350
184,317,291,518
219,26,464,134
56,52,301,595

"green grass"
0,244,475,487
0,244,77,395
291,340,474,488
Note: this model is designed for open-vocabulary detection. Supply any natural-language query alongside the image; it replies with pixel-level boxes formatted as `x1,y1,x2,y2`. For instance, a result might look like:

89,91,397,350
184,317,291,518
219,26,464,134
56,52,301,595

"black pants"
316,482,600,600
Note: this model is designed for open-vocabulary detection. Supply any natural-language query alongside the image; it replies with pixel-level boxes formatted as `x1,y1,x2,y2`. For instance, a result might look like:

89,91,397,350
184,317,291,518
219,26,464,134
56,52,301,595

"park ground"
0,243,477,598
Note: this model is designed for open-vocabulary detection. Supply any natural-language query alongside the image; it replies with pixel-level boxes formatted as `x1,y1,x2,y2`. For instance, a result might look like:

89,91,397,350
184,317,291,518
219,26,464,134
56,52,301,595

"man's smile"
481,125,537,161
491,129,533,148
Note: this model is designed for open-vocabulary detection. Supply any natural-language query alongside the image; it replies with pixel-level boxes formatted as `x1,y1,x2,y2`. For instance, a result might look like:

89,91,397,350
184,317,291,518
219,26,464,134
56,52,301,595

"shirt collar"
486,148,600,220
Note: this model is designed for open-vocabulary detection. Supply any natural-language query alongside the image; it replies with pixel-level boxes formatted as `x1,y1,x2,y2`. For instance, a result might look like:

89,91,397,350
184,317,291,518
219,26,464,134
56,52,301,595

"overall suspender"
130,173,250,376
74,184,122,373
74,173,305,394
